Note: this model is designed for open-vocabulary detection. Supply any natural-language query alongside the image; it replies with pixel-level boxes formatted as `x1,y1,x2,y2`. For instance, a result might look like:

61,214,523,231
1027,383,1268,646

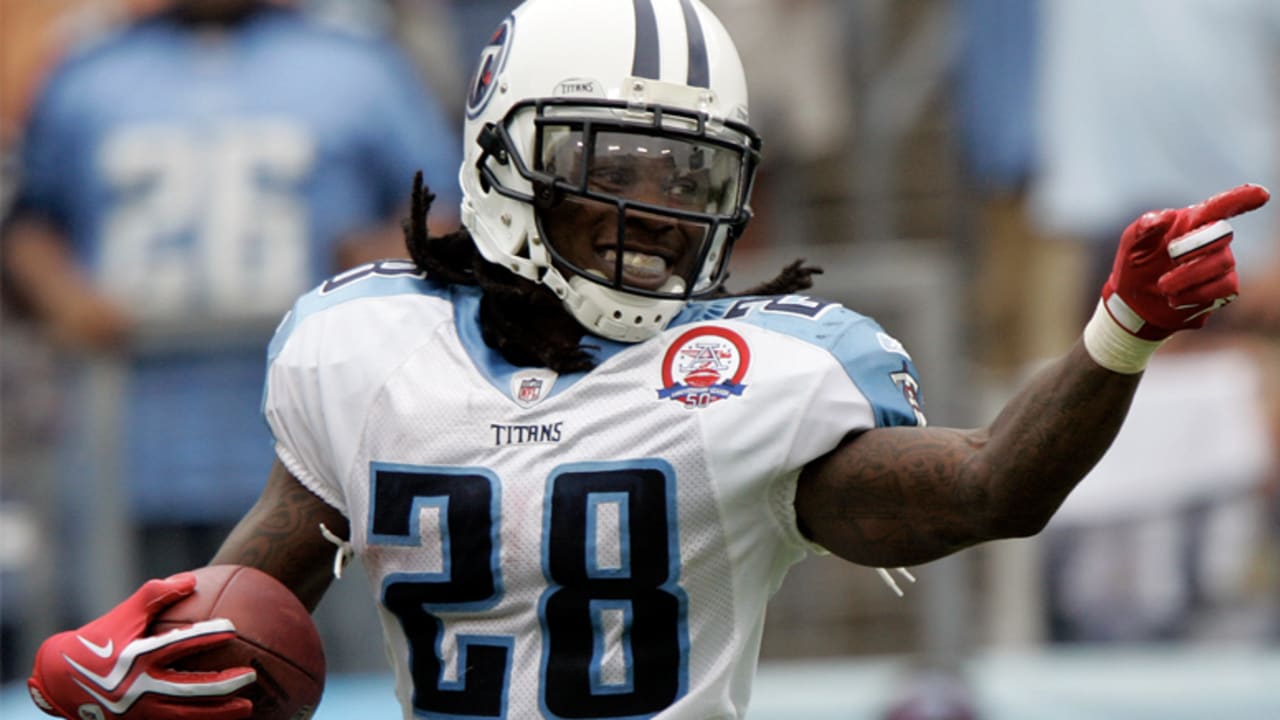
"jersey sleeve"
726,299,927,474
780,310,926,548
263,300,350,514
261,262,447,515
821,310,927,429
699,297,928,558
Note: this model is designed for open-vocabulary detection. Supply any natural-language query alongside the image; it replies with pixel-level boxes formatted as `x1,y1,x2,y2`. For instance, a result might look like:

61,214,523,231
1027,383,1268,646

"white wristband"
1082,299,1163,374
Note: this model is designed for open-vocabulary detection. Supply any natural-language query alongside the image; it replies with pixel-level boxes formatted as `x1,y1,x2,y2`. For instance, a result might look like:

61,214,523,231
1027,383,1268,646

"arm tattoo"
797,341,1142,566
211,462,348,610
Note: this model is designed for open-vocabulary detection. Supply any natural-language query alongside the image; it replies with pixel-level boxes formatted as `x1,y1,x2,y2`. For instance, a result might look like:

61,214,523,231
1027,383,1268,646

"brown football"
150,564,325,720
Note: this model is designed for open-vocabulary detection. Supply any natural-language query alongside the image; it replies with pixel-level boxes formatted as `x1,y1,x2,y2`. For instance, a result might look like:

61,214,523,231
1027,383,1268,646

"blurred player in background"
0,0,459,671
23,0,1271,718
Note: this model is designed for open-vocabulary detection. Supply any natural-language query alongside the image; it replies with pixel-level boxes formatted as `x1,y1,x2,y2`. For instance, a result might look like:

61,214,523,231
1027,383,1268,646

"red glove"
1086,184,1271,374
27,574,256,720
1101,183,1271,340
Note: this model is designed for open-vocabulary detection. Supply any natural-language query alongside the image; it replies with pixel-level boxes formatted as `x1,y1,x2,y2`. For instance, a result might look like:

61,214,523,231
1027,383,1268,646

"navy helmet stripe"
679,0,710,88
632,0,661,79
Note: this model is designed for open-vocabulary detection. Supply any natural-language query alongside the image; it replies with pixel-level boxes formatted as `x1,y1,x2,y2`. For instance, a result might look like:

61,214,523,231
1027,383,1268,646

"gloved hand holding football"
27,573,256,720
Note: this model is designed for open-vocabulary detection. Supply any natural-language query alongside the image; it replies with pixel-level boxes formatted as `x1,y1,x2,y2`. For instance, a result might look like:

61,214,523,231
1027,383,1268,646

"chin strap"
319,523,354,580
876,567,917,597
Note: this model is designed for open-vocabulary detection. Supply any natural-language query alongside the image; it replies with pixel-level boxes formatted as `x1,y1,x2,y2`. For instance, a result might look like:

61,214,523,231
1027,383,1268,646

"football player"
26,0,1269,718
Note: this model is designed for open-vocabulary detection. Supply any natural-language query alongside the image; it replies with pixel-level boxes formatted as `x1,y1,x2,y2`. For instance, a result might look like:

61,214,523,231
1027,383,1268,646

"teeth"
602,249,668,274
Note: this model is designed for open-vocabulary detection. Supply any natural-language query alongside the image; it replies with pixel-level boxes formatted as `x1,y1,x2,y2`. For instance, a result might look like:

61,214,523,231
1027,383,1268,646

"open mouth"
595,246,676,291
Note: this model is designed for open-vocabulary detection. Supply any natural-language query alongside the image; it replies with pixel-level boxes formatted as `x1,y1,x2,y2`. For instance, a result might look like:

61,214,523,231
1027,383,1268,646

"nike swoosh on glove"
28,573,256,720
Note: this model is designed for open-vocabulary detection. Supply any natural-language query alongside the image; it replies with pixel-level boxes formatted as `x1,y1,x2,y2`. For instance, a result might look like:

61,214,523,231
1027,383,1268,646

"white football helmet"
459,0,760,343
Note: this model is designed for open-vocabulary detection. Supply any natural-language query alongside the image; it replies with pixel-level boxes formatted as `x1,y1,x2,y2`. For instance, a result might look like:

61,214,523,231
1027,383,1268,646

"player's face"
538,130,742,295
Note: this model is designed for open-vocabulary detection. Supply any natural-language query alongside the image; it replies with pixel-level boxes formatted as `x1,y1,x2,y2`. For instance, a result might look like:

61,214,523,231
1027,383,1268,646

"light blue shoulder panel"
678,295,927,428
266,260,444,364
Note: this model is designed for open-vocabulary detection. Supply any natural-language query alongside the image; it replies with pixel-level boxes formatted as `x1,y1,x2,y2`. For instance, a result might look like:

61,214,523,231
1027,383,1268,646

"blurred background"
1,1,1277,718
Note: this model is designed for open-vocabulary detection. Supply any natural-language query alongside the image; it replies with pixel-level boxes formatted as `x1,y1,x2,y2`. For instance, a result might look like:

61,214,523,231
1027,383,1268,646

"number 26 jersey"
262,263,925,720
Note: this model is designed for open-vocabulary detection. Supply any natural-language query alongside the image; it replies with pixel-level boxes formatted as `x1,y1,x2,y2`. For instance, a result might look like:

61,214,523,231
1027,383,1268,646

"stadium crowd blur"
2,0,1277,713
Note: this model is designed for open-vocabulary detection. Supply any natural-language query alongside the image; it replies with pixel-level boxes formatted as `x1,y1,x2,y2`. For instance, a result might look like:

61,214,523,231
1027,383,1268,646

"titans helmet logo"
466,17,515,119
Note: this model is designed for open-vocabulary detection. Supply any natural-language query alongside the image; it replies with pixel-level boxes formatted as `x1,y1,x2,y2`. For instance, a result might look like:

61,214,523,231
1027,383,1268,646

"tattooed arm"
794,340,1141,568
211,460,348,611
797,185,1269,567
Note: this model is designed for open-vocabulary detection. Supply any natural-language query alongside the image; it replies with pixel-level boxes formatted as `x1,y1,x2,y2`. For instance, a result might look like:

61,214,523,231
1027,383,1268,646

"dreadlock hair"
403,172,823,373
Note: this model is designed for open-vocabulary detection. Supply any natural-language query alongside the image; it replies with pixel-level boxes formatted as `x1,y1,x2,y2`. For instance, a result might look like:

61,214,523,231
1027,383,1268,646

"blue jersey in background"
15,6,461,521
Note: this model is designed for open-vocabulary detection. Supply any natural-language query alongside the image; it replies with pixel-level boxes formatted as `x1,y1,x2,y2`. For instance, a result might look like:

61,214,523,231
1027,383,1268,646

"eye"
666,174,707,205
587,165,634,192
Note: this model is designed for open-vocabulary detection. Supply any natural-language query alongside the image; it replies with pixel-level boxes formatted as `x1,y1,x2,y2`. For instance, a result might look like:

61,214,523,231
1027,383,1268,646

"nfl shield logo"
518,378,543,403
510,368,557,408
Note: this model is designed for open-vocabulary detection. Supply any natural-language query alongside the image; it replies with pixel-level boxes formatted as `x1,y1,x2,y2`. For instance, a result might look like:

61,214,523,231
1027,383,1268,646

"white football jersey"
262,261,925,720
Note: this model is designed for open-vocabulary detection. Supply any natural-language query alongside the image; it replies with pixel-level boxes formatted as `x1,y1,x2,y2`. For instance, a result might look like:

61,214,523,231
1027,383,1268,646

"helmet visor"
536,126,750,298
543,128,747,216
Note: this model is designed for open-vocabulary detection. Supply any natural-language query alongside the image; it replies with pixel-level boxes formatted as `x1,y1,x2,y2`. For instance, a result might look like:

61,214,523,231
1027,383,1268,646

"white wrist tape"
1083,299,1163,374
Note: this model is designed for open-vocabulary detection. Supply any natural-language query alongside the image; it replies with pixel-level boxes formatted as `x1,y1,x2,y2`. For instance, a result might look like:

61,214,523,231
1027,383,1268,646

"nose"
623,206,679,236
